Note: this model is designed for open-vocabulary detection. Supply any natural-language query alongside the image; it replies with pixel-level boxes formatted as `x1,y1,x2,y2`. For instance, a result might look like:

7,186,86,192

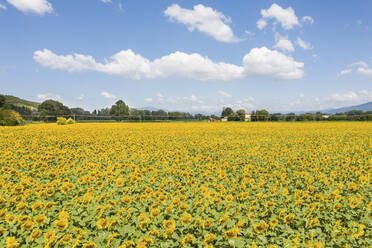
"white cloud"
256,19,267,29
118,2,123,11
144,98,153,103
273,33,294,52
37,93,62,101
302,16,314,24
257,3,300,30
76,94,84,100
242,47,304,79
34,47,304,81
337,68,352,77
218,90,232,98
100,0,112,3
357,67,372,76
7,0,53,15
297,37,313,50
339,60,372,77
101,91,116,99
326,90,372,104
164,4,239,43
0,4,7,10
347,61,368,68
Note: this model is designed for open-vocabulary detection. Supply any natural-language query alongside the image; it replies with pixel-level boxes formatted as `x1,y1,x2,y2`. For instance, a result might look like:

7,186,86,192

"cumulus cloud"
101,91,116,99
37,93,62,101
7,0,53,15
34,47,304,81
164,4,239,43
218,90,232,98
257,3,300,30
242,47,304,79
0,4,7,10
297,37,313,50
273,33,294,52
338,60,372,77
302,16,314,24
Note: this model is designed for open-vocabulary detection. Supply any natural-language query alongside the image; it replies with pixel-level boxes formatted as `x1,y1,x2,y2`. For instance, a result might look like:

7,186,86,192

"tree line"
1,94,372,124
18,99,219,122
221,107,372,121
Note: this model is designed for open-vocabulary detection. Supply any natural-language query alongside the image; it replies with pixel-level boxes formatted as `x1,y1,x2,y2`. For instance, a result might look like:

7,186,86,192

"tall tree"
236,109,246,121
221,107,233,117
110,100,129,121
256,109,269,121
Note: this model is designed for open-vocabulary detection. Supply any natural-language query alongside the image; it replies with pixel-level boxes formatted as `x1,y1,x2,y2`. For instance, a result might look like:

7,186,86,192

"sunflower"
18,215,31,223
5,214,17,224
150,208,160,218
225,194,234,203
60,234,73,245
202,219,213,230
269,218,279,228
21,219,34,231
253,221,268,234
34,214,48,225
16,202,28,212
55,218,68,231
6,237,19,248
97,218,110,229
82,241,97,248
352,224,366,238
181,234,195,247
181,213,192,225
224,227,239,239
283,214,296,224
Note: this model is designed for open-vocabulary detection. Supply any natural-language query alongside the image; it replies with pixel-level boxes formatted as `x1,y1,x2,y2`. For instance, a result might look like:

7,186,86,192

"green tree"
256,109,269,121
0,108,24,126
38,100,71,121
0,95,5,108
236,109,246,121
110,100,129,121
221,107,233,117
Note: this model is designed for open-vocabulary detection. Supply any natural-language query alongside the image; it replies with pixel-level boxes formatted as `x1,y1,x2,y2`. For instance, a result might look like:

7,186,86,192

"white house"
245,113,251,122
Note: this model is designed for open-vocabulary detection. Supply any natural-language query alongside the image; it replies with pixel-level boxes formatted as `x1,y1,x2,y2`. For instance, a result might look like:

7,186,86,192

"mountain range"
295,101,372,114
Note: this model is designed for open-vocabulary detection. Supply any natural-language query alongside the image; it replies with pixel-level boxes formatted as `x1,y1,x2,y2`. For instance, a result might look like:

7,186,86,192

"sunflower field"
0,122,371,248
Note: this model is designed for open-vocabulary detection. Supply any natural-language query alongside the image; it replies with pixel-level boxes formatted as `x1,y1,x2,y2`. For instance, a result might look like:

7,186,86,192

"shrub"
56,117,67,125
66,118,75,124
0,108,24,126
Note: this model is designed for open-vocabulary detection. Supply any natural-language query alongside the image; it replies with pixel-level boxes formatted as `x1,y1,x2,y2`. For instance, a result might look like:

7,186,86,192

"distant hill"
294,101,372,115
324,101,372,114
2,95,40,110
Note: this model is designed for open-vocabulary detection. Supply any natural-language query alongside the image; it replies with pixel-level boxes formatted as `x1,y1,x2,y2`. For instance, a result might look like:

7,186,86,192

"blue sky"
0,0,371,113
